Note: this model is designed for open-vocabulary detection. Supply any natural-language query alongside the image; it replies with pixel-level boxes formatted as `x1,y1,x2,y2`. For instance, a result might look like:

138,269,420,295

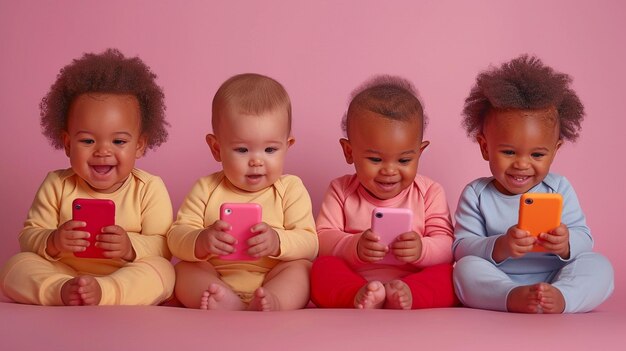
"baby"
453,55,614,313
0,49,174,305
167,73,318,311
311,75,459,309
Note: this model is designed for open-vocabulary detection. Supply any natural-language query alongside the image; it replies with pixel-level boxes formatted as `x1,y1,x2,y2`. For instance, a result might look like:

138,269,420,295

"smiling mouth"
509,175,531,183
91,165,114,174
376,181,398,189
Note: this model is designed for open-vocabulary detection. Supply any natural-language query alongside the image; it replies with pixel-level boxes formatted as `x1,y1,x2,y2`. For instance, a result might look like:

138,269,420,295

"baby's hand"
357,229,388,263
390,231,422,263
47,220,90,257
196,220,237,257
98,225,135,261
537,223,570,259
246,222,280,258
493,225,536,262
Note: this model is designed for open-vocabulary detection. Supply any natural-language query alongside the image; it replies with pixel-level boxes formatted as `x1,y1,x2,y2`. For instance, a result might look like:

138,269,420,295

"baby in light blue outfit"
453,55,614,313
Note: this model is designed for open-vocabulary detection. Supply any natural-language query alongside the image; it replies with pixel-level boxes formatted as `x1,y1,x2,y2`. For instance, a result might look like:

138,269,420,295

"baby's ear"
206,134,222,162
476,134,489,161
135,134,148,158
339,138,354,164
62,131,71,157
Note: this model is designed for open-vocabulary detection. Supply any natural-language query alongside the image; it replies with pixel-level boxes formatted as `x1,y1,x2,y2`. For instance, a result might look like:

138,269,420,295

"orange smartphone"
72,198,115,259
518,193,562,252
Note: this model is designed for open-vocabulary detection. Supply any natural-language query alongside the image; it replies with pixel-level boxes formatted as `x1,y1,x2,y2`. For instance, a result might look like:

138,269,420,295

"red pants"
310,256,459,309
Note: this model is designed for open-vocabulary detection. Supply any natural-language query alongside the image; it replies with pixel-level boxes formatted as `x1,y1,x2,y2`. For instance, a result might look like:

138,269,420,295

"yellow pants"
0,252,174,305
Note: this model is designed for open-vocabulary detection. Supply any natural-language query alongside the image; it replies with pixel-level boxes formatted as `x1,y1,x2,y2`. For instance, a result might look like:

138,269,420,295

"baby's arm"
316,179,363,263
411,181,454,266
19,172,66,258
127,176,173,260
167,179,215,261
269,176,318,261
453,184,500,262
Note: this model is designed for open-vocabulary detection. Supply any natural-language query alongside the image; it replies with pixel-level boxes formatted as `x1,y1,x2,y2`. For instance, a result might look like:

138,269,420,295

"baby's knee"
0,252,44,280
453,256,488,279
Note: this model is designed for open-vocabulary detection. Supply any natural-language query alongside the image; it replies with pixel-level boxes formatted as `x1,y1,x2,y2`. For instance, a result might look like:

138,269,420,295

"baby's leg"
0,252,77,305
402,263,458,309
506,284,543,313
248,259,311,311
200,282,245,310
454,256,515,311
310,256,368,308
383,280,412,310
354,281,385,309
61,276,102,306
174,261,241,309
551,252,614,313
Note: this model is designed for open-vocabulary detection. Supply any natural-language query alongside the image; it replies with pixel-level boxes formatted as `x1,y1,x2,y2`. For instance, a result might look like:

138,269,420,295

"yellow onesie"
167,171,318,299
0,168,175,305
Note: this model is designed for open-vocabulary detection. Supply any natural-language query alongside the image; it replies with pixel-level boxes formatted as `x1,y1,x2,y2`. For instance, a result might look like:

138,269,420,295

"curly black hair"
342,75,427,136
40,48,168,150
462,55,584,142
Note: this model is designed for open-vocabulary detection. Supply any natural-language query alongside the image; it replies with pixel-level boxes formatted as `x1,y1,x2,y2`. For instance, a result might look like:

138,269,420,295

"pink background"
0,0,623,309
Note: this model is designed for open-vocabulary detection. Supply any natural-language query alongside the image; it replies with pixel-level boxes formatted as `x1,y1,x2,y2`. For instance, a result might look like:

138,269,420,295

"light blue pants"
453,252,614,313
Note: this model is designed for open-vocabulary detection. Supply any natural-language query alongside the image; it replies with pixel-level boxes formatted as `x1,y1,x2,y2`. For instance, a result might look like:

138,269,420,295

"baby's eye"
234,147,248,153
531,152,545,158
501,150,515,156
113,139,127,145
399,158,412,165
79,139,95,145
367,157,382,163
265,147,278,154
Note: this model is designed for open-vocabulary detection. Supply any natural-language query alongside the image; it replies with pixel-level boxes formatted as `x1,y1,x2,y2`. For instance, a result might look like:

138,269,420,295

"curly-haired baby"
0,49,175,306
453,55,614,313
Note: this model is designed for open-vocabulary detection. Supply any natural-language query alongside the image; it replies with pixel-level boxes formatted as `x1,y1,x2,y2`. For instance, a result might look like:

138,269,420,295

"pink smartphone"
72,198,115,259
219,203,262,261
371,207,412,265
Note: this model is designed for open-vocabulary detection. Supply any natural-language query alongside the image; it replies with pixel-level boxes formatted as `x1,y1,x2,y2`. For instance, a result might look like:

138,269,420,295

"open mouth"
376,180,398,190
508,174,531,185
91,165,114,175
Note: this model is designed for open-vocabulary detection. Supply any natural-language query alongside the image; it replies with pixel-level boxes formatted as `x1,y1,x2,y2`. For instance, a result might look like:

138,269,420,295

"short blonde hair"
212,73,291,133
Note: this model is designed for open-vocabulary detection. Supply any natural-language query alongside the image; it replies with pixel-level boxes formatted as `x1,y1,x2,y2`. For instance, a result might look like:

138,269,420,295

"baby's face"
208,108,293,192
63,93,146,194
341,109,427,200
477,108,562,195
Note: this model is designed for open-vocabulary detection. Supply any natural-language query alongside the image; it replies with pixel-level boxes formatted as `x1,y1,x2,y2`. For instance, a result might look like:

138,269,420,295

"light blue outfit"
453,173,614,312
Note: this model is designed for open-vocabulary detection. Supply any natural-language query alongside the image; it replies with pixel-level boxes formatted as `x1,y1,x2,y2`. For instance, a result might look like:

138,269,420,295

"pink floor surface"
2,294,624,351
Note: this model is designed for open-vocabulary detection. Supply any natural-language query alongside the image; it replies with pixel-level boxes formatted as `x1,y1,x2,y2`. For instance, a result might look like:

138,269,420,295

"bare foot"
537,283,565,314
248,287,280,311
384,280,412,310
507,284,543,313
354,281,385,309
61,276,101,306
200,283,245,310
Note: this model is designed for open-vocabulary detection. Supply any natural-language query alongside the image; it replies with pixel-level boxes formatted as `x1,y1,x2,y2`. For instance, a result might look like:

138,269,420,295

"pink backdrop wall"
1,1,623,307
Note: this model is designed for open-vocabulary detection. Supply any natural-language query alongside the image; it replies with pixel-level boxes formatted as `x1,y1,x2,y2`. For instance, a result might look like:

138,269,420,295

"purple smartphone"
371,207,412,265
219,203,262,261
72,198,115,259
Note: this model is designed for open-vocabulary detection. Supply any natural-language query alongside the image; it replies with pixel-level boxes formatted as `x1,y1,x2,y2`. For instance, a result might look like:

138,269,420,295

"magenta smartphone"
371,207,412,265
219,203,262,261
72,198,115,259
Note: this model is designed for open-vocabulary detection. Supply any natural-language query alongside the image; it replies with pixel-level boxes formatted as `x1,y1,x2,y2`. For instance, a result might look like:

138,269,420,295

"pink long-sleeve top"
316,174,454,281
